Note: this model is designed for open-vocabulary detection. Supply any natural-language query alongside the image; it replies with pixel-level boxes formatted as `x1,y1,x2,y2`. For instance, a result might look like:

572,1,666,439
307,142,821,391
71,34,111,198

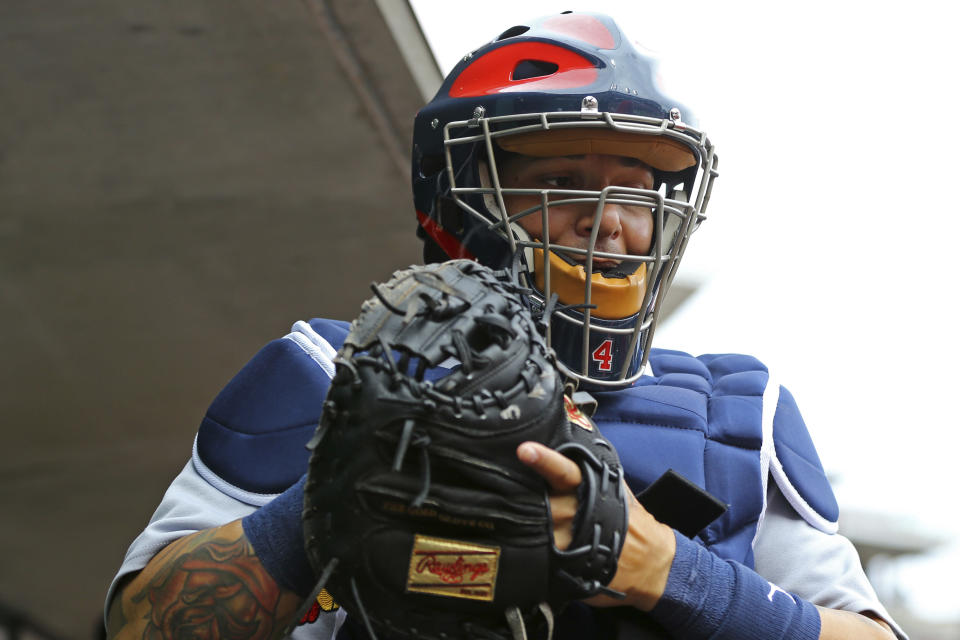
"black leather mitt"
302,260,628,640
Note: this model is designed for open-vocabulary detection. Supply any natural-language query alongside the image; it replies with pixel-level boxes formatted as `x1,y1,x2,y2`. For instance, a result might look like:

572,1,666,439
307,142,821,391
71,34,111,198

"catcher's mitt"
301,260,628,640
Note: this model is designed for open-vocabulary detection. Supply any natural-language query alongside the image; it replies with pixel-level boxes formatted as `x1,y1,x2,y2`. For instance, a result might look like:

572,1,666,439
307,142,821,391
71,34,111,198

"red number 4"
592,339,614,372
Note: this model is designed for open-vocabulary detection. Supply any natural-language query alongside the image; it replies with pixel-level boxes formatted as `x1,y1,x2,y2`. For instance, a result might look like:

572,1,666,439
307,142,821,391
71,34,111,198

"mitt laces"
371,270,471,322
505,603,555,640
459,603,555,640
391,418,433,508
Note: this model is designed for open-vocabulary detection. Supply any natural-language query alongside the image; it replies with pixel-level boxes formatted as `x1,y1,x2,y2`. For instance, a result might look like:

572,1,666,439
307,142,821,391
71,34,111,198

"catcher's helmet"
412,12,718,388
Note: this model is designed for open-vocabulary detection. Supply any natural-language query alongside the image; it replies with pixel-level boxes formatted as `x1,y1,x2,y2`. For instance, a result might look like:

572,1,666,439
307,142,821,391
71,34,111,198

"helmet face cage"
410,12,719,388
440,111,717,387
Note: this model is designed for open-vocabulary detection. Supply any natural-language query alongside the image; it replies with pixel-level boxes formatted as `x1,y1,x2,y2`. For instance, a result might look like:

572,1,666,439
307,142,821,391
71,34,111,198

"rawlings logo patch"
407,534,500,601
564,395,594,431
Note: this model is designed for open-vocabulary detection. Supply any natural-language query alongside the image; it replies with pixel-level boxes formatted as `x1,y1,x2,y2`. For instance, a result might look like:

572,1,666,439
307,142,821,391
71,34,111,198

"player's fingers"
550,494,578,519
550,494,577,550
517,441,583,492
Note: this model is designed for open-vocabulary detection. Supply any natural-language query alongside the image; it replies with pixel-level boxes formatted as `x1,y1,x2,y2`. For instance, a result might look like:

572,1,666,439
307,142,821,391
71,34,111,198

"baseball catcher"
301,260,628,640
105,11,904,640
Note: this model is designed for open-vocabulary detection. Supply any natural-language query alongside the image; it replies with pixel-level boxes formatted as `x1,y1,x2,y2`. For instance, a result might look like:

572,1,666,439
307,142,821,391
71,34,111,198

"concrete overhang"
0,1,438,634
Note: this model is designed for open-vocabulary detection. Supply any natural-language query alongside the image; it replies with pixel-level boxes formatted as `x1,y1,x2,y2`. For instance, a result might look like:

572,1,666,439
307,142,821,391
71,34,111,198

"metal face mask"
412,13,719,388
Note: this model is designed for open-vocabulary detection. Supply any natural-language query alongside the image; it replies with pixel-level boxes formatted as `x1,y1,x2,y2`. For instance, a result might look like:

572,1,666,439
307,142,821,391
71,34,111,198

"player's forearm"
612,527,896,639
818,607,896,639
106,519,303,640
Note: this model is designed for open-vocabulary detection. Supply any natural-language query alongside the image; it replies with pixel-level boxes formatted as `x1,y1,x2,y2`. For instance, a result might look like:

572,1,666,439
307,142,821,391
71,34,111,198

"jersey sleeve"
753,483,908,639
104,459,263,616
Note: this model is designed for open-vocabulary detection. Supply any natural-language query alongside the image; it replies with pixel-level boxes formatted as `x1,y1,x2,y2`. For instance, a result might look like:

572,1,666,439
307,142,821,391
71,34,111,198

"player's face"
498,154,656,263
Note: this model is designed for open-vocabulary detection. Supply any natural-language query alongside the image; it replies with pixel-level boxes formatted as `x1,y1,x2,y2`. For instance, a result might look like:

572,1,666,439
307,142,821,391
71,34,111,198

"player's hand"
517,441,676,611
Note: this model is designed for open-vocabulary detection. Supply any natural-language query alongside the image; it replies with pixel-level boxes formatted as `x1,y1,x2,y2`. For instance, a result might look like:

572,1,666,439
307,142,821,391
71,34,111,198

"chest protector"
196,319,839,571
593,349,839,568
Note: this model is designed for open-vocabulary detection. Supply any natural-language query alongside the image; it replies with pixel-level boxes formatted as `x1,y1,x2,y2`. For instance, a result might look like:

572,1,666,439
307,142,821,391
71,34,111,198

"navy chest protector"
195,318,839,568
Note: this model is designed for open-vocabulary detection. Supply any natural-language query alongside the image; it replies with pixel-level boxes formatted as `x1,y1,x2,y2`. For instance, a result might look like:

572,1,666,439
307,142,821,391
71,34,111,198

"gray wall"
0,1,432,636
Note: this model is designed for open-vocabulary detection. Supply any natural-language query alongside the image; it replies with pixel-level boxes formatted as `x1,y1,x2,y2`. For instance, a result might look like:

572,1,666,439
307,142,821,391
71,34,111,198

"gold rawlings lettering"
406,535,500,601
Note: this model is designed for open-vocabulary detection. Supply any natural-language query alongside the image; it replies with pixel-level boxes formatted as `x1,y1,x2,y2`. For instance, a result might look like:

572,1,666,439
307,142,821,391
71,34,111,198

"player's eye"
543,175,574,189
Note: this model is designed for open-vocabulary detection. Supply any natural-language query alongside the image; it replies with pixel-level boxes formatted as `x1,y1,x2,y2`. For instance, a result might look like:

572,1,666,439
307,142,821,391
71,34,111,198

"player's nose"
576,201,623,243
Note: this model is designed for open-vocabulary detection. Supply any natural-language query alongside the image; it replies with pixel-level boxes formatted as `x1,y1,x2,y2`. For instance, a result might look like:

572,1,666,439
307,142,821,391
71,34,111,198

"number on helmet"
592,339,614,372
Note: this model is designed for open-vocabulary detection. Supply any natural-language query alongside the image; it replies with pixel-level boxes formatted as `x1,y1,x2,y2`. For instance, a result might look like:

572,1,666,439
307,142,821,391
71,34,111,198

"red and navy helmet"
412,12,718,388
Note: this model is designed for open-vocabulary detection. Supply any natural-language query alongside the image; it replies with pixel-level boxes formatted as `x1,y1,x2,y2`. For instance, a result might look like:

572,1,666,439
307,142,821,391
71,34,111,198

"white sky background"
411,0,960,622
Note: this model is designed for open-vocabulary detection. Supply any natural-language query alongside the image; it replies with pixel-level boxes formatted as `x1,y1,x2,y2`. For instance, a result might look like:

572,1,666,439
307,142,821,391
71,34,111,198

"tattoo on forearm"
131,528,285,639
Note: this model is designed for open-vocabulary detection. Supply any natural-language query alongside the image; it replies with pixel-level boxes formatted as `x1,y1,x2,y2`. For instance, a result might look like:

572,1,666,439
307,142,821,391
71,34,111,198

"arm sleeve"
753,482,908,639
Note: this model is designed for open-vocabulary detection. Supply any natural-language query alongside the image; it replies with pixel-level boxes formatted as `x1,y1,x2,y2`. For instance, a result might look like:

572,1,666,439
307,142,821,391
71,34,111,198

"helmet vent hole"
496,25,530,41
419,154,444,178
512,59,559,80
